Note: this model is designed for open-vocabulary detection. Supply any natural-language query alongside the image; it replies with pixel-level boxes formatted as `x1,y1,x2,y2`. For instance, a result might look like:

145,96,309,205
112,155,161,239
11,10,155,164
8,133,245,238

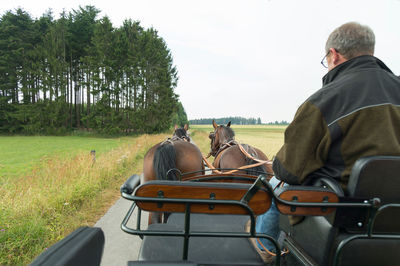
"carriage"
31,155,400,266
117,155,400,266
30,124,400,265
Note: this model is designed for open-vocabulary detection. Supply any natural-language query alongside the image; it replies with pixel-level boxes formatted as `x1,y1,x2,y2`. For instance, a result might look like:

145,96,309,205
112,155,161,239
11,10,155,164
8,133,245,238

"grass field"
0,136,133,182
190,124,286,159
0,133,170,265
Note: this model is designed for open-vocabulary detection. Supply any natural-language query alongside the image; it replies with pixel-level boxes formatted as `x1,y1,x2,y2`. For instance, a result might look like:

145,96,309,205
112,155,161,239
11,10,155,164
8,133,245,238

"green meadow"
0,134,169,265
0,136,132,181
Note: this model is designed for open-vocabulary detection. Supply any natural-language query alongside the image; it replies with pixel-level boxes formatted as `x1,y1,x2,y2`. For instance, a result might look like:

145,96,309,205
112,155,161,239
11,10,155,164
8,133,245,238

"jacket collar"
322,55,393,86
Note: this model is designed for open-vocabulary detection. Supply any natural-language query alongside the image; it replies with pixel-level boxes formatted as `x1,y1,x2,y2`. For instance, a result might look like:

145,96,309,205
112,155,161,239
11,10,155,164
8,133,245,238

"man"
255,22,400,258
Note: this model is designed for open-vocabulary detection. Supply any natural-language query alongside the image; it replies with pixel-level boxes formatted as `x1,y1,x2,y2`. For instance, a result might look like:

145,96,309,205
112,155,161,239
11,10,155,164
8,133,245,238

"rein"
203,141,273,176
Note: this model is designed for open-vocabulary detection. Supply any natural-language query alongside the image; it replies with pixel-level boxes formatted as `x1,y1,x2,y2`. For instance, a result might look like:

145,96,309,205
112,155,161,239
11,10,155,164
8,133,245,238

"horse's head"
173,124,190,141
209,120,235,156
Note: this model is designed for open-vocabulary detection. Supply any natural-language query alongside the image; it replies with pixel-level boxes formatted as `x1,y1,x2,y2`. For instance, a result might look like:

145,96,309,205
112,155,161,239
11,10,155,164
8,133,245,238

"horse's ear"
212,120,218,129
174,124,178,130
184,124,188,131
227,121,231,127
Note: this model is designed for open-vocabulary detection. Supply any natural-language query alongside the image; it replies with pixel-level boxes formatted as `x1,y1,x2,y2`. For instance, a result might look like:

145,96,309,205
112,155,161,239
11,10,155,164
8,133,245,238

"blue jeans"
255,176,284,252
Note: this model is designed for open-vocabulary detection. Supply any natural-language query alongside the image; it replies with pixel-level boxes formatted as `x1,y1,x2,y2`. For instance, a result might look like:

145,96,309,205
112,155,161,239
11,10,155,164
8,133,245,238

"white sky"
2,0,400,123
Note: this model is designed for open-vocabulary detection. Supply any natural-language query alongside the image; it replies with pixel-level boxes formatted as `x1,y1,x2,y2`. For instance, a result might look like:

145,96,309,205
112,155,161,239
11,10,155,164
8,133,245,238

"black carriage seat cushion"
133,180,271,215
346,156,400,234
30,226,104,266
166,213,250,233
128,262,198,266
347,156,400,202
336,237,400,266
306,176,345,197
139,221,265,265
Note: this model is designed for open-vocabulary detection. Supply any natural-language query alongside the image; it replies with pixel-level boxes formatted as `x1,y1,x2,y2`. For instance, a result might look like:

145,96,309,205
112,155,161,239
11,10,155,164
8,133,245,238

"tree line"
190,117,289,125
265,120,289,125
190,117,262,125
0,6,187,135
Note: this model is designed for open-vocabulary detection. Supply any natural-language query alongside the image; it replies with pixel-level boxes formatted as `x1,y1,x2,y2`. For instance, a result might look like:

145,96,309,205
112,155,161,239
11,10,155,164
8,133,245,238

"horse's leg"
148,212,162,224
163,212,171,223
143,145,165,225
143,146,157,184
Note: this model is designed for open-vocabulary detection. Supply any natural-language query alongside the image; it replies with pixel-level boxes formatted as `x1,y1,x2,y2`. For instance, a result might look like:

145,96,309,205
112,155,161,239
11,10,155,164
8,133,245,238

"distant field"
190,124,286,159
0,136,131,181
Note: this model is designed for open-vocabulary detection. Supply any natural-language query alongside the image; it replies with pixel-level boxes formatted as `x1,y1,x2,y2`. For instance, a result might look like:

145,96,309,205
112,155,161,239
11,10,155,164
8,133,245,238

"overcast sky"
2,0,400,123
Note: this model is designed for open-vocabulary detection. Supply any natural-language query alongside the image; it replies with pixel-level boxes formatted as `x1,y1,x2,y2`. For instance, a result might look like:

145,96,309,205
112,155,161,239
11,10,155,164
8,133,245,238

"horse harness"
160,135,190,146
212,140,238,167
204,140,273,176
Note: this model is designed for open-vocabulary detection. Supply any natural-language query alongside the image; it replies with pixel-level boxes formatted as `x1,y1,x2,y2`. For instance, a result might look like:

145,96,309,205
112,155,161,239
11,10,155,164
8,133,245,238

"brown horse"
208,120,273,176
142,124,204,223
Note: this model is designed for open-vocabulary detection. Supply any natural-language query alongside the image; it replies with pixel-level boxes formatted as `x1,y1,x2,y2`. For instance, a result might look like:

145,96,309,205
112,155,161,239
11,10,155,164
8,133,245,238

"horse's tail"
153,142,178,181
243,144,267,176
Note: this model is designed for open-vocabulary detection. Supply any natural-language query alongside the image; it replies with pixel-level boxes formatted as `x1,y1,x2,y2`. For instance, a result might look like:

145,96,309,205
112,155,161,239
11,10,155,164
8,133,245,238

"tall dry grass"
189,130,211,156
0,134,168,265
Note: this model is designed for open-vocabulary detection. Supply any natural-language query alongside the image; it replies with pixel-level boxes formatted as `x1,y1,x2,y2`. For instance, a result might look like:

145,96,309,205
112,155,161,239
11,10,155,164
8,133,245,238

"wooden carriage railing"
120,174,386,266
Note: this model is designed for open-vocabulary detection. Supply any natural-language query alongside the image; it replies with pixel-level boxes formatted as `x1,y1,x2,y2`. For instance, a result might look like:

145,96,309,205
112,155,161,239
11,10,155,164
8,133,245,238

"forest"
0,6,188,135
190,117,262,125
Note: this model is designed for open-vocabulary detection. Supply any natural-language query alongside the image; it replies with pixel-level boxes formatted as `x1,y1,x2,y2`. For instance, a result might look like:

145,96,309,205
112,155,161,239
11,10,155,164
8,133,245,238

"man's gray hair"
325,22,375,59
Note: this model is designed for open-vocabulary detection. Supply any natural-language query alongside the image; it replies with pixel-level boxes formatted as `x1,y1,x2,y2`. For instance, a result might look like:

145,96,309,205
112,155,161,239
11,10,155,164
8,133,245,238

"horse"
142,124,205,223
208,120,273,177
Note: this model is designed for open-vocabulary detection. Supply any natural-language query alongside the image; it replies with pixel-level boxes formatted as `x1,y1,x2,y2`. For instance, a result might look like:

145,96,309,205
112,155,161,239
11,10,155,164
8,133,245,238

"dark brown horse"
142,124,204,223
208,120,273,176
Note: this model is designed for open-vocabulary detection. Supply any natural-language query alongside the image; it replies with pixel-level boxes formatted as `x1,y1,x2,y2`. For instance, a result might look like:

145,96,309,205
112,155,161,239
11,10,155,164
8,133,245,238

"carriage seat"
131,180,271,265
138,214,262,265
279,156,400,266
30,226,105,266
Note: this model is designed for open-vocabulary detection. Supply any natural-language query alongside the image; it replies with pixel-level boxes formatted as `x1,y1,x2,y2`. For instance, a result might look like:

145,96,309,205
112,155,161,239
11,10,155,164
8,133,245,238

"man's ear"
331,48,346,66
184,124,188,131
175,124,178,130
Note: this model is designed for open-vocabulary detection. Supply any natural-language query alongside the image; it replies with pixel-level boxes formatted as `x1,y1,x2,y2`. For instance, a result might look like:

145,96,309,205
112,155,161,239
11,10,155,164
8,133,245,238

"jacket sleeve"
272,101,331,185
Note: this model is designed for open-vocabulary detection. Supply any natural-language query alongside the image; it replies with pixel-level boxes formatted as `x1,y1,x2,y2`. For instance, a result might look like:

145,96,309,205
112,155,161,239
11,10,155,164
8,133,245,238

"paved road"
95,196,148,265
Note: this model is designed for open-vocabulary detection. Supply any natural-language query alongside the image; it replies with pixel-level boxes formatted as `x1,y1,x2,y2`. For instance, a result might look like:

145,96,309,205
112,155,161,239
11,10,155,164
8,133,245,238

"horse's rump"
173,141,205,178
143,125,204,225
151,140,204,181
